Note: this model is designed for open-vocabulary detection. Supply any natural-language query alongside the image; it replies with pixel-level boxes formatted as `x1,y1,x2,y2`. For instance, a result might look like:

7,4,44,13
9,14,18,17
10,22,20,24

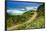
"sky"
7,1,43,15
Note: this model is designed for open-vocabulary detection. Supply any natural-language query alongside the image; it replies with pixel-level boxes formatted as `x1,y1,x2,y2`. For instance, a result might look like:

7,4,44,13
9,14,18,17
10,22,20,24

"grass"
25,16,45,29
13,16,45,30
7,11,34,27
7,10,45,29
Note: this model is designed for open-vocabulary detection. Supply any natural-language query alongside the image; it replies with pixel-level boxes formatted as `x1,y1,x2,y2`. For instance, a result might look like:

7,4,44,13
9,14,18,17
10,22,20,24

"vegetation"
7,10,34,27
13,16,44,30
37,3,45,16
7,3,45,29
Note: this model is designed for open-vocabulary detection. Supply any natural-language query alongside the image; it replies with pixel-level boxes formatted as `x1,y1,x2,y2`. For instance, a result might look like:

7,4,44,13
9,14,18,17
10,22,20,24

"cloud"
26,7,33,10
26,7,37,11
7,9,26,15
20,9,25,10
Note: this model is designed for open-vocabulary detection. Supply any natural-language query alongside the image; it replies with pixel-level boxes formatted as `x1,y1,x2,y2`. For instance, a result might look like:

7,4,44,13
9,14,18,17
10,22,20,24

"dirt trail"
7,12,37,31
24,12,37,24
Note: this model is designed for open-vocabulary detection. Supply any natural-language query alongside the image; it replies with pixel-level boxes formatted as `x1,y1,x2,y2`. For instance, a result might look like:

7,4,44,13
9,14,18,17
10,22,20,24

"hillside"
7,10,35,27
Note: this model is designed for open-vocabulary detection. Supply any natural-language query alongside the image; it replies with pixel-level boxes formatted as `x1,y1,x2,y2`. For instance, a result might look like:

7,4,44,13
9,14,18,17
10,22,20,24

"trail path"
7,12,37,31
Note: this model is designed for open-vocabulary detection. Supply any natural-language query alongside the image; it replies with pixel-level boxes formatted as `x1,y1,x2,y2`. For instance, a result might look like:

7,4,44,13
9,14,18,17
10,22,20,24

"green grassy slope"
7,10,45,29
7,10,34,27
12,16,45,30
